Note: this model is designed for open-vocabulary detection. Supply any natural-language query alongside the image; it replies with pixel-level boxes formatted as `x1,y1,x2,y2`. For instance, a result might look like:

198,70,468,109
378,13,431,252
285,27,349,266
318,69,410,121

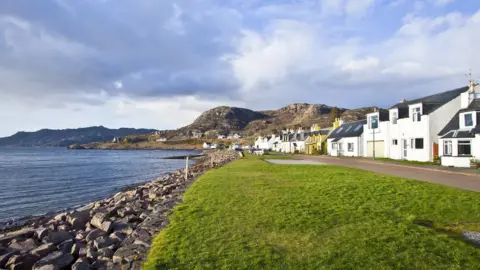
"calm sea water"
0,148,200,224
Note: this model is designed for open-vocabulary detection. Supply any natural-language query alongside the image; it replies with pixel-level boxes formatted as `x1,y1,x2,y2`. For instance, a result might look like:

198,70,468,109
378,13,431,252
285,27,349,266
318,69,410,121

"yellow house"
305,120,344,154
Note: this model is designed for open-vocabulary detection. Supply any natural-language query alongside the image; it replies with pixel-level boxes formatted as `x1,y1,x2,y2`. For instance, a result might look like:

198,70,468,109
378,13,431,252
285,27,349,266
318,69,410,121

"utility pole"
372,108,377,160
185,155,189,180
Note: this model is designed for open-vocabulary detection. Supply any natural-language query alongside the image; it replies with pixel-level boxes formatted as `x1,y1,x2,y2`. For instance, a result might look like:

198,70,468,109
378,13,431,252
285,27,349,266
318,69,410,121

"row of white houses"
326,82,480,168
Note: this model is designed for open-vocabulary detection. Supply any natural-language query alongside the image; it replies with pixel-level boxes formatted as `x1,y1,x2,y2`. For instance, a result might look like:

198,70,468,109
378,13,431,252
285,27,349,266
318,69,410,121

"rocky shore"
0,151,239,270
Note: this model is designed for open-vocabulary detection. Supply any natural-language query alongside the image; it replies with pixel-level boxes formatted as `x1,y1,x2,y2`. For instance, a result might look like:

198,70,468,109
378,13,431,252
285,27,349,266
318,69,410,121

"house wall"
439,135,480,167
363,121,389,158
328,136,363,157
429,94,462,157
388,114,431,161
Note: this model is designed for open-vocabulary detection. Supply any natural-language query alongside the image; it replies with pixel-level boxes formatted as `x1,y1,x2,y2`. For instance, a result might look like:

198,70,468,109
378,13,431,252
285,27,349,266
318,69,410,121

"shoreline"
0,151,238,269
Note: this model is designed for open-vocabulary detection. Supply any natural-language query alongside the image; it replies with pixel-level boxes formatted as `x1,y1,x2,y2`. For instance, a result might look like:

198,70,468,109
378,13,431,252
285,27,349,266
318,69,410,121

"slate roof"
391,86,468,119
327,120,367,139
439,98,480,139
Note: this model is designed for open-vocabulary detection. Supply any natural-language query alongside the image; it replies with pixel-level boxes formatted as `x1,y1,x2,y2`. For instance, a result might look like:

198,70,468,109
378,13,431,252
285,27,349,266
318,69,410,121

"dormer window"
412,107,421,122
368,115,379,129
464,113,474,127
391,111,398,125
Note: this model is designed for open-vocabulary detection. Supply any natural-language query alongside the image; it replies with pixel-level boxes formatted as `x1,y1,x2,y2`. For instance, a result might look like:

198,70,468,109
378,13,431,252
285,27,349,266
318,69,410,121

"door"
367,141,385,158
402,139,408,159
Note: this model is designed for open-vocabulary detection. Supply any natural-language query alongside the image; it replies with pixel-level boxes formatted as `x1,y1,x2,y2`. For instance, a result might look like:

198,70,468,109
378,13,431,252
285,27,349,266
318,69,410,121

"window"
443,140,452,156
392,139,398,146
410,138,424,149
332,142,337,150
412,107,421,122
464,113,474,127
336,127,343,134
345,126,352,132
391,111,398,125
354,124,362,132
339,143,343,150
348,143,354,152
369,115,379,129
458,140,471,155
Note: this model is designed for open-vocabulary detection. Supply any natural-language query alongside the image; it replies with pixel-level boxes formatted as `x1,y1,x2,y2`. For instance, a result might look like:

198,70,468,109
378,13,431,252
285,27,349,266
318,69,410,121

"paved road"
265,159,326,165
297,155,480,192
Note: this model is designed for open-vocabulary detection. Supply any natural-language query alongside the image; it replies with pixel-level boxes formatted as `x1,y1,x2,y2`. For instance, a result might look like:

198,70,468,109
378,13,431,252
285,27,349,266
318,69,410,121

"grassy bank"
144,156,480,269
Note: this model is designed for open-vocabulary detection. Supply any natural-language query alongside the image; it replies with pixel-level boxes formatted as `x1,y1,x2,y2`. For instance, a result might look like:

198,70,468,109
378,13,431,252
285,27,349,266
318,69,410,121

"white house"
327,120,366,157
268,135,281,152
387,86,469,162
254,136,271,150
156,137,167,142
230,143,241,150
438,83,480,167
203,142,212,149
217,135,226,139
233,133,243,139
363,111,390,158
281,133,294,153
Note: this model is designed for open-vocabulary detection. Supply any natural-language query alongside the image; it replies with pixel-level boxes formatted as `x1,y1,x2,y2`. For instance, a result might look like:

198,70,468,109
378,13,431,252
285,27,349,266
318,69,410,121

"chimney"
400,98,407,103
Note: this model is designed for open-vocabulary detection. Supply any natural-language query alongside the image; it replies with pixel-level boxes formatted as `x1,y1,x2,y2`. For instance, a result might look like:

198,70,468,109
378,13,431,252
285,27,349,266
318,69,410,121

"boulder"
96,247,114,259
57,239,74,253
0,251,19,268
112,244,148,264
75,231,88,241
111,222,135,235
109,232,126,243
30,243,57,257
78,248,87,258
93,237,117,250
32,251,74,270
71,258,90,270
43,231,73,245
85,230,106,243
70,242,86,257
91,259,108,270
57,224,72,232
6,254,40,270
130,228,152,247
8,238,39,252
117,207,134,218
0,228,35,246
90,213,106,230
53,213,66,222
35,228,50,241
86,248,97,261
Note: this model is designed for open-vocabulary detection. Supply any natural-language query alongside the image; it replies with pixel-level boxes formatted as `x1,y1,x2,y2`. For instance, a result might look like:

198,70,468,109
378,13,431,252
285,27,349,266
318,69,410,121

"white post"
185,156,189,180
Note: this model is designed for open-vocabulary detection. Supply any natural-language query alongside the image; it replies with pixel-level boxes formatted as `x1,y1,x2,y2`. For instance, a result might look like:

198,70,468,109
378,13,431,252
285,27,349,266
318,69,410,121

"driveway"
297,155,480,192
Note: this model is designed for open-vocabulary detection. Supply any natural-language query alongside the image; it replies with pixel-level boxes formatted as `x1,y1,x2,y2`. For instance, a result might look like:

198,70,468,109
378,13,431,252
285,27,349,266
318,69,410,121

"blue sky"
0,0,479,136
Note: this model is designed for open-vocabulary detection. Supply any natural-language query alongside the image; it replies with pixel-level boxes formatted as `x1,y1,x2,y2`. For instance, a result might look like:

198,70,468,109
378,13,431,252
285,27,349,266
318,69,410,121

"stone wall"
0,151,239,270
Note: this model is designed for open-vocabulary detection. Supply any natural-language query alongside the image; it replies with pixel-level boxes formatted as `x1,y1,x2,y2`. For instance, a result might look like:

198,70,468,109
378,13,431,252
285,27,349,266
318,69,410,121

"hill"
0,126,157,147
177,103,382,137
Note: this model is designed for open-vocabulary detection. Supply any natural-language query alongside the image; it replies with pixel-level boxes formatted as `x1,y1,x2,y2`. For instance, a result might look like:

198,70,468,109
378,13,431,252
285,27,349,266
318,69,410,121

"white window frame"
458,140,472,156
348,143,354,152
463,112,474,128
332,142,337,150
410,138,424,149
443,140,452,156
339,143,343,150
412,106,422,122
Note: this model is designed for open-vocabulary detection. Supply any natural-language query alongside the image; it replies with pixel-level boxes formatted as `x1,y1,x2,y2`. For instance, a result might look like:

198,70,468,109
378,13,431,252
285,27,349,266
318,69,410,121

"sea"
0,148,200,226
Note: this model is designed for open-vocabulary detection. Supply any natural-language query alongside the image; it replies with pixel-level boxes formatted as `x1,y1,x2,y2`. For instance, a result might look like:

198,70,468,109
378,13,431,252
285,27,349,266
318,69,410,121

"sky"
0,0,479,137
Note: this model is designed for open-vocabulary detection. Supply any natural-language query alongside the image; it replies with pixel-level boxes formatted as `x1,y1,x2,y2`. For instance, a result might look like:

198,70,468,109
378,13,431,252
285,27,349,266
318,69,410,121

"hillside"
177,103,382,137
0,126,157,147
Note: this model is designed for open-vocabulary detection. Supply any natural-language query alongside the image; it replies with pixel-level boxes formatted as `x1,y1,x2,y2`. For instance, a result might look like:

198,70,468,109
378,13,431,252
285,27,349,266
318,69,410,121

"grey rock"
100,221,113,233
32,251,74,270
90,213,106,230
85,230,106,243
111,222,135,235
0,228,35,246
78,248,87,258
463,231,480,246
57,224,72,232
30,243,57,257
75,231,88,241
71,242,86,257
86,248,97,261
35,228,50,241
0,251,19,268
53,213,66,222
91,259,108,270
57,239,74,253
117,207,134,218
130,229,152,247
112,244,148,264
94,237,117,250
7,254,40,270
44,231,73,245
96,247,114,259
71,258,90,270
9,238,39,252
109,232,126,243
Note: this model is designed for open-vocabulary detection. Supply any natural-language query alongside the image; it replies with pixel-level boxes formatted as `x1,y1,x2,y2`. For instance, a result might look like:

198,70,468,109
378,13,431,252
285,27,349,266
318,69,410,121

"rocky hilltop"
177,103,382,137
0,126,157,147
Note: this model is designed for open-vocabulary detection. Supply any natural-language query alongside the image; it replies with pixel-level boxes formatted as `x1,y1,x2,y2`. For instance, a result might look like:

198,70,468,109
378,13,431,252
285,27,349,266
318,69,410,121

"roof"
439,99,480,138
391,86,468,119
327,120,367,139
332,138,341,142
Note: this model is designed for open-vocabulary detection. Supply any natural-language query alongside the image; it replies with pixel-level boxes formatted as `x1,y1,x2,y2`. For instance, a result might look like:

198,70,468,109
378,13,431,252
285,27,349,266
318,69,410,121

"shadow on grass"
413,219,480,249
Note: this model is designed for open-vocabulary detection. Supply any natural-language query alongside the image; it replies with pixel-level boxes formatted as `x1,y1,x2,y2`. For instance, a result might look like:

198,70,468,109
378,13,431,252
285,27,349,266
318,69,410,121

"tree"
330,107,339,124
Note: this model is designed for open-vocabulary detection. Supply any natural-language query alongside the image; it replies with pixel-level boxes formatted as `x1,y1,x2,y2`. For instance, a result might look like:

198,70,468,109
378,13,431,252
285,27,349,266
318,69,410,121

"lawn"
143,156,480,269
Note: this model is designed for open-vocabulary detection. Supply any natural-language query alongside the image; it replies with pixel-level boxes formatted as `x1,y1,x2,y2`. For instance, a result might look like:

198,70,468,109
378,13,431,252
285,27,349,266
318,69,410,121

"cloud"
0,0,479,136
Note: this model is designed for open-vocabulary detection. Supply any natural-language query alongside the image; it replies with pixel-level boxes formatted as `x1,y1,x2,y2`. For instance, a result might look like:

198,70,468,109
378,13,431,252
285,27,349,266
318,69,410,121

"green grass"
374,157,438,166
143,157,480,270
